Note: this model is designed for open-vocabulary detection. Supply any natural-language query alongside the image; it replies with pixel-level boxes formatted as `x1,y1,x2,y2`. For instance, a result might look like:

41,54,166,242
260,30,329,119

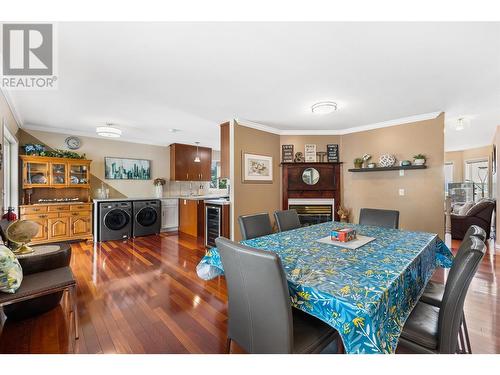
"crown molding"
236,112,442,136
22,123,170,147
0,87,24,128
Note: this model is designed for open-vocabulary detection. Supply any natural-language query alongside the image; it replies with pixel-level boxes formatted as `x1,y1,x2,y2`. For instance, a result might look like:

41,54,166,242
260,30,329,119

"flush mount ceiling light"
96,123,122,138
169,128,181,133
194,142,201,163
311,101,338,115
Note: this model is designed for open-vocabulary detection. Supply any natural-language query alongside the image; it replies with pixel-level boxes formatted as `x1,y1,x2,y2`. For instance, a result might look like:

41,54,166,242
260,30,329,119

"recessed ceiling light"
311,101,338,115
169,128,181,133
96,123,122,138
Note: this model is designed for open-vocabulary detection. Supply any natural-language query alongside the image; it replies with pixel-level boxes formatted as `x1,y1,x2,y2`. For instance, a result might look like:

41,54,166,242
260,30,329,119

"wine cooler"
205,204,222,248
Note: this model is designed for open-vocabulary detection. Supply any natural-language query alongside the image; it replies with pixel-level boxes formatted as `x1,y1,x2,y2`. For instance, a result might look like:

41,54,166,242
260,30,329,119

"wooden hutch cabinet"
19,155,92,244
169,143,212,181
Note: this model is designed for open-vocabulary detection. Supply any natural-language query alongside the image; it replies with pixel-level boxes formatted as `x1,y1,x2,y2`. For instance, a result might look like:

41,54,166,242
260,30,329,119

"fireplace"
282,162,341,221
288,198,334,226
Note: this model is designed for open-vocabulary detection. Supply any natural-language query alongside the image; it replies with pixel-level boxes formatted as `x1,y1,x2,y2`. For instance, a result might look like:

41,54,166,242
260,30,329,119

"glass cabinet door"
50,163,67,185
69,163,89,185
25,162,49,185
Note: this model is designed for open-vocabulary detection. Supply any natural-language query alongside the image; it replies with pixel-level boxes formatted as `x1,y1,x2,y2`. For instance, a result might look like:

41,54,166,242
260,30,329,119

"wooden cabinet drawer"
23,213,59,220
60,211,90,218
70,203,92,211
48,205,70,212
21,206,48,214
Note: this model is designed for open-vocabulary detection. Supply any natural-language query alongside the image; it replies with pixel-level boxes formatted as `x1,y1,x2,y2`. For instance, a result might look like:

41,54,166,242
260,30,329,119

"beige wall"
341,114,445,237
21,129,170,198
233,122,281,241
445,151,464,182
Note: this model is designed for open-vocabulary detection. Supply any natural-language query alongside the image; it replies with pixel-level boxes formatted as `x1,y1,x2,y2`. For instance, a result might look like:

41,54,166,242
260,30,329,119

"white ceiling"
5,22,500,150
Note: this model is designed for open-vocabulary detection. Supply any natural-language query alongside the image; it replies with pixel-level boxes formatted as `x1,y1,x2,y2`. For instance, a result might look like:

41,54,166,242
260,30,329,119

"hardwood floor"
0,234,498,354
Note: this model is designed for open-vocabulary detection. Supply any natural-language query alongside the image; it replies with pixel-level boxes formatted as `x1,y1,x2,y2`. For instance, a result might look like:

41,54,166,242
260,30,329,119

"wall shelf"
348,165,427,172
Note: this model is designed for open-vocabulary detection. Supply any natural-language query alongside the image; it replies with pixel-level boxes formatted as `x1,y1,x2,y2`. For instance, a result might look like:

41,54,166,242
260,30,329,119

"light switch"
399,170,405,177
399,189,405,196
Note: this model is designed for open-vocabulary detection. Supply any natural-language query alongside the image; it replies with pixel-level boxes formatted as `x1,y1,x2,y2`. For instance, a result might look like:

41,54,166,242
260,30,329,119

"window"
465,159,489,201
210,161,227,190
2,120,19,214
444,162,453,196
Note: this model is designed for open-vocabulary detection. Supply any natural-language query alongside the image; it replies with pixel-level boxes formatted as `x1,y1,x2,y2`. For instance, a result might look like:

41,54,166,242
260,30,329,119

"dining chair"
274,209,302,232
215,237,339,354
359,208,399,229
398,236,486,354
419,225,486,353
238,213,273,240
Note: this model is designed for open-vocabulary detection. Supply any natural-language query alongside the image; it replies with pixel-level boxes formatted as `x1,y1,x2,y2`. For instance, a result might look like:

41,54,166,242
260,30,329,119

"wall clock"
65,136,81,150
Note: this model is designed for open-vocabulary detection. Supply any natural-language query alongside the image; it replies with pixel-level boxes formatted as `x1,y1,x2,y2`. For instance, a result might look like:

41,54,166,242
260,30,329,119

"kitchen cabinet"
160,198,179,231
169,143,212,181
178,198,205,245
20,203,93,244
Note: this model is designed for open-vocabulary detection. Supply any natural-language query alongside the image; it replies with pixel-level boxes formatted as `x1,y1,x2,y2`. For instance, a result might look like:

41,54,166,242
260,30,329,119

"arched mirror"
302,168,320,185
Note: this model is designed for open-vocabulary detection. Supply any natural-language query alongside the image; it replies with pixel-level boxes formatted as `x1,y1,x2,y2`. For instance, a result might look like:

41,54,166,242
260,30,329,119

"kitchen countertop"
93,194,229,203
21,201,91,206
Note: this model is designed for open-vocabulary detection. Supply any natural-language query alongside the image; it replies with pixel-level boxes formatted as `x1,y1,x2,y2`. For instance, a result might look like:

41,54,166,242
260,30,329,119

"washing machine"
133,200,161,237
98,201,133,241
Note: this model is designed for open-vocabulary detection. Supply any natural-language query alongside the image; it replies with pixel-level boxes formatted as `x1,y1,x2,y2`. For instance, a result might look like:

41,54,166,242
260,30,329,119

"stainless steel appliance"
98,201,132,241
132,200,161,237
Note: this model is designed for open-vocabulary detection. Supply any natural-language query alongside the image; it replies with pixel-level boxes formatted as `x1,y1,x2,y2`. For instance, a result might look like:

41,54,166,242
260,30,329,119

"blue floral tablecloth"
196,222,453,354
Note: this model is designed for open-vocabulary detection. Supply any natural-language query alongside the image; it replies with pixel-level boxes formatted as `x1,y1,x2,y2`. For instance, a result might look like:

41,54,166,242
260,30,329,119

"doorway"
2,119,19,215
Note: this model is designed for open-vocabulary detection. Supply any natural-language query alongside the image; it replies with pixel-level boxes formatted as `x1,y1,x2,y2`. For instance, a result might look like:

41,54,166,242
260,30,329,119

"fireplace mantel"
281,162,341,221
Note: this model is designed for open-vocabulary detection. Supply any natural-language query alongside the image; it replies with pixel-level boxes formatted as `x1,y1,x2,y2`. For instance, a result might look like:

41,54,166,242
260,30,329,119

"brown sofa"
451,198,495,240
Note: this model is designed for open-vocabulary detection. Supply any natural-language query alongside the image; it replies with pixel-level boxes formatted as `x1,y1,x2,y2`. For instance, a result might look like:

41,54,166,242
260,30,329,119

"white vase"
414,158,425,166
155,185,163,198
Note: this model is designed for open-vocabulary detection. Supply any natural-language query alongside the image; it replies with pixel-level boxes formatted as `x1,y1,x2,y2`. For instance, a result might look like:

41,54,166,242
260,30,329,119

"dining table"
196,221,453,354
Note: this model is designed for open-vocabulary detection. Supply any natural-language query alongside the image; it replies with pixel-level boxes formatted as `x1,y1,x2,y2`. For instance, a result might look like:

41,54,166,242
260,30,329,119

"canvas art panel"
105,157,151,180
242,152,273,183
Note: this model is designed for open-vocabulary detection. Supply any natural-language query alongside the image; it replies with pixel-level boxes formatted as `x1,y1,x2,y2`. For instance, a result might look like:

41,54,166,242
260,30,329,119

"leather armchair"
451,199,495,239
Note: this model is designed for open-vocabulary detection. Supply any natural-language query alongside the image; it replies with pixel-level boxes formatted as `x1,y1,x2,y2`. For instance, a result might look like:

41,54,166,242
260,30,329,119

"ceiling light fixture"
194,142,201,163
169,128,181,133
455,118,465,131
311,101,338,115
96,123,122,138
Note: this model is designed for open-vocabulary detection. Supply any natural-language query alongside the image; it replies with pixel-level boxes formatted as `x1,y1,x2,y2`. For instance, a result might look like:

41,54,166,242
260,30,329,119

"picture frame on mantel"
281,144,294,163
242,152,273,183
305,144,317,162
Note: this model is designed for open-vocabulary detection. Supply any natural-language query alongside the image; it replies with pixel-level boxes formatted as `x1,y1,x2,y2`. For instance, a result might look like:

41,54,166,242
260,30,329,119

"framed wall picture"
242,152,273,183
305,144,317,162
105,157,151,180
281,144,294,163
327,144,339,162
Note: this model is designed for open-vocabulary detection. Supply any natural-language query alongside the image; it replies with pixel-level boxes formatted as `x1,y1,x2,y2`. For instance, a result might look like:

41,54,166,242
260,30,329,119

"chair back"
274,209,302,232
238,213,273,240
438,236,486,353
359,208,400,229
216,237,293,353
463,224,487,243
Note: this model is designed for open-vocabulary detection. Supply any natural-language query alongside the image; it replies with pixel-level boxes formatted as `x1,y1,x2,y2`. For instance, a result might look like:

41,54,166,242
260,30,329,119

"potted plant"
154,178,166,198
354,158,364,169
413,154,426,166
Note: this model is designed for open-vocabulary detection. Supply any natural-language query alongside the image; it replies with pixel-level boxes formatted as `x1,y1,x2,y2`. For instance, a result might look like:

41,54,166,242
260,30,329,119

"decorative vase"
379,154,396,168
354,162,363,169
414,158,425,166
155,184,163,198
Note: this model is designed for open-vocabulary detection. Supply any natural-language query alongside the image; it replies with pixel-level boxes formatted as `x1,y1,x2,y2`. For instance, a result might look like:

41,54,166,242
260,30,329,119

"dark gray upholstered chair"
274,209,302,232
216,237,338,354
238,213,273,240
359,208,399,229
420,225,487,353
0,266,78,340
398,236,486,353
